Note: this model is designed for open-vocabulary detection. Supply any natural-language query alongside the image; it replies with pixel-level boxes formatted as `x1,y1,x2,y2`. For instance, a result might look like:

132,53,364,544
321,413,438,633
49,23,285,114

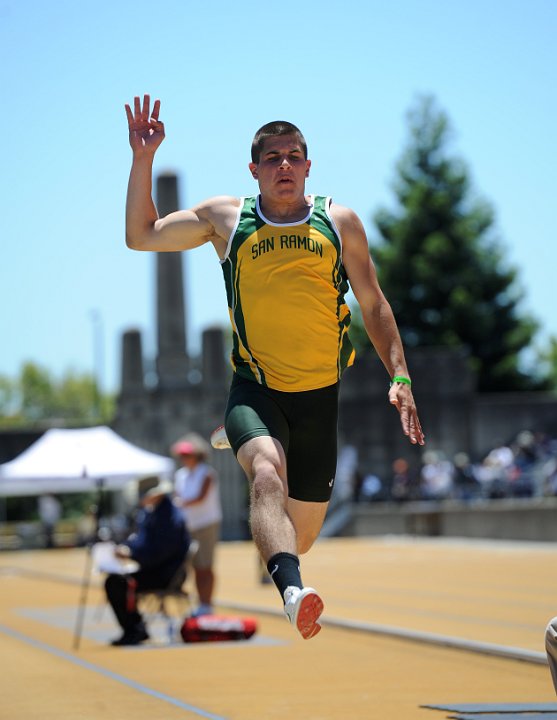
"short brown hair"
251,121,308,163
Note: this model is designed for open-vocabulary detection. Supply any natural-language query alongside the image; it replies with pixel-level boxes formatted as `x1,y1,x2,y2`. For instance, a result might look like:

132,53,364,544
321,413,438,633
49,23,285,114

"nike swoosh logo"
270,564,279,578
328,478,335,487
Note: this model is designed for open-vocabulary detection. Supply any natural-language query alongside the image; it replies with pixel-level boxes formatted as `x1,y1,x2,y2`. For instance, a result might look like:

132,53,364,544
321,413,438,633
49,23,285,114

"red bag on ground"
180,615,258,643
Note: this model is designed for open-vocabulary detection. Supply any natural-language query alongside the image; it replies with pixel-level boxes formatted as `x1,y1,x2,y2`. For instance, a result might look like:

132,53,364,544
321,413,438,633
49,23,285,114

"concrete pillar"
202,327,227,387
120,329,145,394
155,172,189,388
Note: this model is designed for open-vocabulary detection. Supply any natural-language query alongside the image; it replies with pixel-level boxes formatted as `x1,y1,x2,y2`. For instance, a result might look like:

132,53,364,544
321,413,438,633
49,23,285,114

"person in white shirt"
172,436,222,617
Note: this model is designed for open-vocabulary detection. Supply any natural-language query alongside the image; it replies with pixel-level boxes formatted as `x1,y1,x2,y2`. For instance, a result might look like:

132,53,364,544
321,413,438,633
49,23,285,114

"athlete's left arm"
332,204,424,445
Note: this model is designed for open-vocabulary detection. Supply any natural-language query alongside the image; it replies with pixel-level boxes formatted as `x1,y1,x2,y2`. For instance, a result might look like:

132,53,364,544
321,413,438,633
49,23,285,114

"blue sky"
1,0,555,393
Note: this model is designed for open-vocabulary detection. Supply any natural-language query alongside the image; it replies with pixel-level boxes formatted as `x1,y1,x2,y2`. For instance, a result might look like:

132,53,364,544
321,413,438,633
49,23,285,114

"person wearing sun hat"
172,434,222,617
104,477,190,646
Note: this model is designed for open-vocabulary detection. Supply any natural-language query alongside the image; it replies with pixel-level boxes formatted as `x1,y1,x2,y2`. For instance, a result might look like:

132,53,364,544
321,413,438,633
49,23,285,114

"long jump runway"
1,536,556,719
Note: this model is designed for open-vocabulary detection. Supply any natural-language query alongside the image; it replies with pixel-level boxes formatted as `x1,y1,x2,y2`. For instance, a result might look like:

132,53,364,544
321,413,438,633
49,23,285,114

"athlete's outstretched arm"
124,94,214,252
334,204,425,446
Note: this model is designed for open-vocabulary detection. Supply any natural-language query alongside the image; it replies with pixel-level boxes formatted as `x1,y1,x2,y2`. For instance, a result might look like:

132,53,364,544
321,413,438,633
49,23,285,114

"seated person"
546,617,557,695
104,479,190,646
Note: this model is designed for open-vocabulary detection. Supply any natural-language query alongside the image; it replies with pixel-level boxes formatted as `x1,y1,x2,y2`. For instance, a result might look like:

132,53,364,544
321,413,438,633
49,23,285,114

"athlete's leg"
225,376,325,638
287,498,329,554
284,382,337,555
236,434,296,561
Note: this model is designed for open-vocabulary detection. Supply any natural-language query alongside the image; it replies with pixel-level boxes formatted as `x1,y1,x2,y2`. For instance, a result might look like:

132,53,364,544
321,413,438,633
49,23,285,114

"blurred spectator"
391,458,415,502
507,430,537,497
420,451,454,500
513,431,538,469
38,494,61,548
452,452,480,501
543,457,557,496
173,434,222,618
357,429,557,504
476,443,514,499
76,507,97,547
104,480,190,646
359,473,383,502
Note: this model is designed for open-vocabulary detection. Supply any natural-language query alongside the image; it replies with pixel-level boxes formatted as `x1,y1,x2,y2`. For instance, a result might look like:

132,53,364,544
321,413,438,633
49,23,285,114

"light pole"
89,309,104,420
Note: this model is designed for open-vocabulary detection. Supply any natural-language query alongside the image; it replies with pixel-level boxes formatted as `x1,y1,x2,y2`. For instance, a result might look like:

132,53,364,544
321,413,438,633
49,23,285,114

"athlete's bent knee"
251,467,287,504
296,532,319,555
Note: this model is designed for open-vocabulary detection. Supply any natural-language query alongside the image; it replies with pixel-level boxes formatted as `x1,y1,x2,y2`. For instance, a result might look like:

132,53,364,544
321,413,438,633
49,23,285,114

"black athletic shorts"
224,374,339,503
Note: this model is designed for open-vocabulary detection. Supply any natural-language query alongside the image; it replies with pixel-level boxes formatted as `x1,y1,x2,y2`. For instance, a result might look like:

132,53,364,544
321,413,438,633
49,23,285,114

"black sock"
267,552,302,600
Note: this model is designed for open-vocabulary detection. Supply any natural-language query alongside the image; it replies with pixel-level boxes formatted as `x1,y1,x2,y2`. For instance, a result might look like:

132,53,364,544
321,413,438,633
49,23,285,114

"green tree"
0,362,114,427
369,96,541,392
55,371,99,420
20,362,57,421
0,374,17,417
538,336,557,389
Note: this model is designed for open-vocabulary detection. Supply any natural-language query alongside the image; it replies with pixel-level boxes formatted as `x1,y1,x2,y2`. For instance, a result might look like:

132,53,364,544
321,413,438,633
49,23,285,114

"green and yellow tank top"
220,195,355,392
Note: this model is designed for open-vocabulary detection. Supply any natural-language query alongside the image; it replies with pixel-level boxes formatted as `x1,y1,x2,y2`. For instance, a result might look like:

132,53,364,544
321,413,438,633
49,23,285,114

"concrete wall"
341,498,557,542
339,347,557,481
471,392,557,458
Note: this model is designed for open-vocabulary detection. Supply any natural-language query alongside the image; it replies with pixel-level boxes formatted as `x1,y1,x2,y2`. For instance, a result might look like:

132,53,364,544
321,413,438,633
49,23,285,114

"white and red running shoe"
210,425,231,450
283,586,324,640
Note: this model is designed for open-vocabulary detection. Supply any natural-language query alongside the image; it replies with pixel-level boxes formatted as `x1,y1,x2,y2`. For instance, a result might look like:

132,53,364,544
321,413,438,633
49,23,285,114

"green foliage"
20,363,57,421
3,492,97,522
0,362,115,428
538,336,557,389
0,374,17,416
368,96,542,392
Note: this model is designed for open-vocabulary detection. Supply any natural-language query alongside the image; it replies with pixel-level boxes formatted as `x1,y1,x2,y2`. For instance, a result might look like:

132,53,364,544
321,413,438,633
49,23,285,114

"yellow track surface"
1,536,556,719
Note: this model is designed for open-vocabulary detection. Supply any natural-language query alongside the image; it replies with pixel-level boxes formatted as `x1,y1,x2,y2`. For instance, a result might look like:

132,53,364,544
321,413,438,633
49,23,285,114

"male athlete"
125,95,425,639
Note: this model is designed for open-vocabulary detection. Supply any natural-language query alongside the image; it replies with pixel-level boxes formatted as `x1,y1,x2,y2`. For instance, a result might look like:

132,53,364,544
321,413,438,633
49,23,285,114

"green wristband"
390,375,411,387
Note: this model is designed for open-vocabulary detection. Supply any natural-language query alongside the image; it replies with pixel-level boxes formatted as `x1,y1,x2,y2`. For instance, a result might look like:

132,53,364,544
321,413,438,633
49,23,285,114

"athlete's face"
249,134,311,199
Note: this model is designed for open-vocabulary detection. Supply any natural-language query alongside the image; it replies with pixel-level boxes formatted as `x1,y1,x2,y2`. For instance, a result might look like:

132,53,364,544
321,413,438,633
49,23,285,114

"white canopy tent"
0,426,175,497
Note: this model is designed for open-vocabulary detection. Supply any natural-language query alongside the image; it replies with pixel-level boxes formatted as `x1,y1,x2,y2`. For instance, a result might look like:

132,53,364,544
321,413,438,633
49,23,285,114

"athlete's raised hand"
125,94,165,156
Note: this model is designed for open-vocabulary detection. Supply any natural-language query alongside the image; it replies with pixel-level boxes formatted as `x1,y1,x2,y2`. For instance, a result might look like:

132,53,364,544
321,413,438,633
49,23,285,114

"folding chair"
136,540,198,642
